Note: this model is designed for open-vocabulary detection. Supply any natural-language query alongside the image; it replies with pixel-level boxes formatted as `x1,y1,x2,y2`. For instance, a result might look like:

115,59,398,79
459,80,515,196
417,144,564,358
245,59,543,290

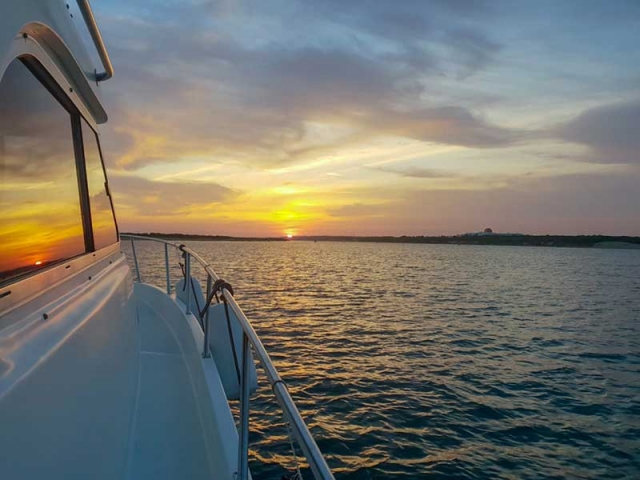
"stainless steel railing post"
237,332,251,480
164,243,171,295
130,237,141,282
202,275,212,358
184,252,191,315
76,0,114,81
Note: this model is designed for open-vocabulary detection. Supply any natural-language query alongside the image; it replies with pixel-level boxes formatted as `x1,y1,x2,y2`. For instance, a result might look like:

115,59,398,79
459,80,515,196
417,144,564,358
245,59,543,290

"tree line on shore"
125,232,640,248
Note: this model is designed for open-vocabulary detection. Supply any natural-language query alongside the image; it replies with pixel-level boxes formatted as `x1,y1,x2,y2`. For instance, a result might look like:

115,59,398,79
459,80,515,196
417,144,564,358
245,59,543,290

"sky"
84,0,639,237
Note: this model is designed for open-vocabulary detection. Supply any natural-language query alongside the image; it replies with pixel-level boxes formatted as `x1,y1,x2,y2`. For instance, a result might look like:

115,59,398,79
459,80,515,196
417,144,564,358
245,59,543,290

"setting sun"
286,234,293,239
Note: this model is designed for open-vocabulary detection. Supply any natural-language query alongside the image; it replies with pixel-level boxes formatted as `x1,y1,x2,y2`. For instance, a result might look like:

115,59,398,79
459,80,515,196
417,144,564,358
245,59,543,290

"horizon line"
122,232,640,240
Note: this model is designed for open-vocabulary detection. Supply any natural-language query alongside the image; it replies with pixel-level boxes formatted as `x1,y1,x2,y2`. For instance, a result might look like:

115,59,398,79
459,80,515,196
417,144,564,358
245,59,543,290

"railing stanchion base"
238,332,250,480
203,274,212,358
184,252,191,315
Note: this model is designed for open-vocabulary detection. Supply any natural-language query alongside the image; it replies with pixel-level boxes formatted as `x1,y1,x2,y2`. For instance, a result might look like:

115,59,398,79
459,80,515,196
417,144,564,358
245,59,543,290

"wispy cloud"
110,173,237,216
374,166,455,179
556,99,640,164
327,202,391,218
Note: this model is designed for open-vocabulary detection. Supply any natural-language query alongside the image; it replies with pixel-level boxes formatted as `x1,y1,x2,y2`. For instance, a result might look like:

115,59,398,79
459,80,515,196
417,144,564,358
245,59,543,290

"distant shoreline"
123,232,640,249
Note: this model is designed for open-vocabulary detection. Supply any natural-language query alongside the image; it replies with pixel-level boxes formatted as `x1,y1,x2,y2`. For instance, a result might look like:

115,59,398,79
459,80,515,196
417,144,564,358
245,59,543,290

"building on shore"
461,228,524,237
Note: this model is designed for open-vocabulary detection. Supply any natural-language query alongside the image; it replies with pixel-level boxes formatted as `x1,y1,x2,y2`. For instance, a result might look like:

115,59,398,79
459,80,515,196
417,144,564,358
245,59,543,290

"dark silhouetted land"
125,233,640,249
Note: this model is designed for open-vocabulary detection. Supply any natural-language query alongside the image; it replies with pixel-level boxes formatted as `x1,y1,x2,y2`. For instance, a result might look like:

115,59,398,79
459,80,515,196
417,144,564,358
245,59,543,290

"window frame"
79,117,120,247
0,36,120,306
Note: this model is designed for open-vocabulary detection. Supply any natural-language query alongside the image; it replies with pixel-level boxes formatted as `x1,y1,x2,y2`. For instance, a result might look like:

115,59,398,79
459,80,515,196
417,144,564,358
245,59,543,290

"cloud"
320,168,640,236
109,174,237,216
420,169,640,235
445,28,501,80
327,203,389,218
303,0,498,76
557,99,640,164
96,0,515,171
375,166,454,179
366,106,517,147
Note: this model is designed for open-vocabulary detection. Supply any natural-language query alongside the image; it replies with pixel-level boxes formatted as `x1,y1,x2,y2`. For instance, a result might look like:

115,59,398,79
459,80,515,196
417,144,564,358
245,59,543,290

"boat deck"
126,285,234,480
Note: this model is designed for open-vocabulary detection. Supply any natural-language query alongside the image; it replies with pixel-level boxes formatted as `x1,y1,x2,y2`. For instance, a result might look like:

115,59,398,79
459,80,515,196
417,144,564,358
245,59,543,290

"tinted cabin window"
0,59,84,284
82,120,117,249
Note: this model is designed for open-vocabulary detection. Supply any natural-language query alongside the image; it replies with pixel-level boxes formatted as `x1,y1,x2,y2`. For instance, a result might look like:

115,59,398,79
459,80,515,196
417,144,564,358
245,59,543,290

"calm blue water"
124,241,640,479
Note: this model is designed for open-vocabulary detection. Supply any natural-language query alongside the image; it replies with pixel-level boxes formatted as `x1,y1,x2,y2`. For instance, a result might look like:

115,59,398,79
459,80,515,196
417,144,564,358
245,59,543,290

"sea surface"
123,240,640,479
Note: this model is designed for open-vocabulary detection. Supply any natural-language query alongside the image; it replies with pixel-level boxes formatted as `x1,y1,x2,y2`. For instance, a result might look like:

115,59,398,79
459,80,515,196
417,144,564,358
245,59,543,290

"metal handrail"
120,234,334,480
76,0,114,81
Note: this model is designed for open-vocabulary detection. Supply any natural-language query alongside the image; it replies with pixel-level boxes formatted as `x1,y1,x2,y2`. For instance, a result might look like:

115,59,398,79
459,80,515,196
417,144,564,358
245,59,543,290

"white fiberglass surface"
128,283,237,480
0,259,138,480
129,291,211,479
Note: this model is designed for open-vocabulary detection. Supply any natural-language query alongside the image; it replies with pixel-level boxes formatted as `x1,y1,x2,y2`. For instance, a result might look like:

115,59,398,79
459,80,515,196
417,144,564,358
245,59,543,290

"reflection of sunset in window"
0,59,85,283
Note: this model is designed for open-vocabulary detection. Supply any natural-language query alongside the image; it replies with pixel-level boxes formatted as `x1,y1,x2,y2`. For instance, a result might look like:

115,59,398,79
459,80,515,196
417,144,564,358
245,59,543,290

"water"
123,241,640,479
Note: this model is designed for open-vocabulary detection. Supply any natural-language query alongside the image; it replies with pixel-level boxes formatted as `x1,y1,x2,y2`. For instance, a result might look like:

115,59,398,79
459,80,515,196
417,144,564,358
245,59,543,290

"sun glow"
286,233,293,239
35,261,42,266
